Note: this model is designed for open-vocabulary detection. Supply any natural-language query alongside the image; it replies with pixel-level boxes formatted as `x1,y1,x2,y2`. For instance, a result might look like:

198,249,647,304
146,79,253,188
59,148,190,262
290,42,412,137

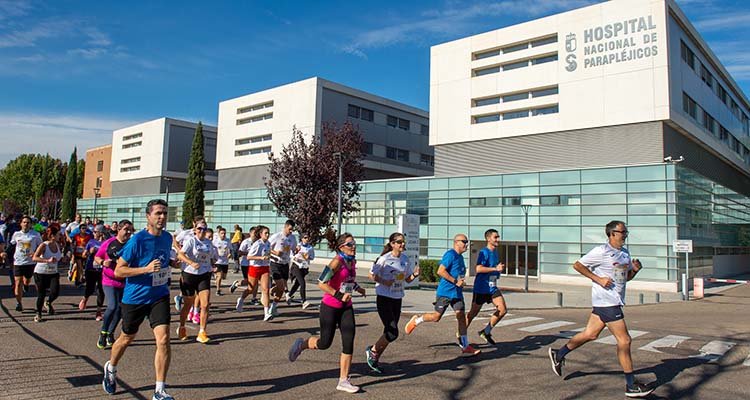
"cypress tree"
61,148,78,221
182,122,206,224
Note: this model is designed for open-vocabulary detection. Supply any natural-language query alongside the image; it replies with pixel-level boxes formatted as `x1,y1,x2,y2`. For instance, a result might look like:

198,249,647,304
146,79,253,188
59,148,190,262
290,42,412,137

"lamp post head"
521,204,532,214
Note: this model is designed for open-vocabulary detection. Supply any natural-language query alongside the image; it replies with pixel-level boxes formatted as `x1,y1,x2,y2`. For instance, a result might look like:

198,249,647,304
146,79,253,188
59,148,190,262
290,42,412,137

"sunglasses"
196,227,207,231
342,241,357,248
612,230,629,236
393,240,405,245
455,239,469,244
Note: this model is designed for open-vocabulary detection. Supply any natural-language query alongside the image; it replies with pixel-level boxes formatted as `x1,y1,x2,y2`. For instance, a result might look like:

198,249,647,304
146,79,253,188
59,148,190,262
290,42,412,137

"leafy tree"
61,148,78,221
76,158,86,199
182,122,206,225
0,153,66,217
266,122,363,245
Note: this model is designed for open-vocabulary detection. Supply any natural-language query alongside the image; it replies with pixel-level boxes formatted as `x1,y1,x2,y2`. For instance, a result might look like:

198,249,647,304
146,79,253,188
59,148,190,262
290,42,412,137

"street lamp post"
164,177,172,206
521,204,532,293
333,152,343,235
93,187,101,223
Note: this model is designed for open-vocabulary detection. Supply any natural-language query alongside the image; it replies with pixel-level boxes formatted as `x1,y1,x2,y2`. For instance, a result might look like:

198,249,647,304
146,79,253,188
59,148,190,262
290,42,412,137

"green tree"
0,154,36,213
76,158,86,199
182,122,206,225
61,148,78,221
31,155,54,216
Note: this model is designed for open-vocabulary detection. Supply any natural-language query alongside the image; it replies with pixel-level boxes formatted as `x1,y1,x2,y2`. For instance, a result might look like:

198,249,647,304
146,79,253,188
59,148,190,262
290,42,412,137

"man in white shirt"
547,221,653,398
267,220,297,316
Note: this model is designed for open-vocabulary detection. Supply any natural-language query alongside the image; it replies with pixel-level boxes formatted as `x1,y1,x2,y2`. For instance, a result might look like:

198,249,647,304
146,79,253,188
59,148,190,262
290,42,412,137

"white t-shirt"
66,221,80,235
175,229,193,245
293,244,315,268
248,239,270,267
181,236,215,275
11,230,42,266
34,242,62,274
370,252,413,299
578,243,632,307
268,231,297,264
212,237,231,265
238,238,254,267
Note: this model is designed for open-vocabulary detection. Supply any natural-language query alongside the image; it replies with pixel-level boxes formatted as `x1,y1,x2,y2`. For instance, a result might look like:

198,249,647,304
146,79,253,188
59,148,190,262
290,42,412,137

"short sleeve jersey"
118,229,173,305
294,244,315,263
238,238,253,267
473,247,501,294
371,252,413,299
248,239,271,267
268,232,297,264
436,249,466,299
11,230,42,266
212,237,231,265
181,235,214,275
578,243,632,307
84,239,103,270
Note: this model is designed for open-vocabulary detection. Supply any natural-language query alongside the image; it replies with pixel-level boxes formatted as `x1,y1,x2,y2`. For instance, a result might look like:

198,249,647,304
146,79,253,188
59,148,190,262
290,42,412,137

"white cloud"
0,20,74,48
693,11,750,31
0,113,139,167
0,0,32,21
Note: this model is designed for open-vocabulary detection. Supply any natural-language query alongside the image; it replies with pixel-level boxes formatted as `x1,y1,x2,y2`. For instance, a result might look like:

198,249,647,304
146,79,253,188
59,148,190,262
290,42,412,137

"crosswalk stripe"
556,327,585,338
744,353,750,367
694,340,736,361
594,330,648,345
519,321,575,333
639,335,691,353
495,316,544,327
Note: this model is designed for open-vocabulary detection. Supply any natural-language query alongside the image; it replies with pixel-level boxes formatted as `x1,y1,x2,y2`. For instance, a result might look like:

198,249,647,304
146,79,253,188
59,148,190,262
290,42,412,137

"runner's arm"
317,257,341,295
627,259,642,281
31,242,49,263
114,257,158,278
573,261,610,288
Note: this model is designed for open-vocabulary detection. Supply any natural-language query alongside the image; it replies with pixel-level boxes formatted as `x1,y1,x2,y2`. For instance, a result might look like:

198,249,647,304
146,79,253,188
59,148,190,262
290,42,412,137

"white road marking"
595,330,648,345
519,321,575,333
639,335,691,353
556,327,585,338
693,340,736,362
495,316,544,327
743,353,750,367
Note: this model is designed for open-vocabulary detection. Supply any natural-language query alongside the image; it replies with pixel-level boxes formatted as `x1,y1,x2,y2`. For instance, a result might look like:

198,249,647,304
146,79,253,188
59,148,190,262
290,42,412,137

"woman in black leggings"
287,233,315,309
31,224,63,322
287,232,366,394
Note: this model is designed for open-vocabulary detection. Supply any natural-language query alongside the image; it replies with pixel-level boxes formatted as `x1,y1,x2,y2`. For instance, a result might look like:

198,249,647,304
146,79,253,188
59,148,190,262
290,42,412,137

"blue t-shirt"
119,229,173,305
84,239,103,270
436,249,466,299
473,247,500,294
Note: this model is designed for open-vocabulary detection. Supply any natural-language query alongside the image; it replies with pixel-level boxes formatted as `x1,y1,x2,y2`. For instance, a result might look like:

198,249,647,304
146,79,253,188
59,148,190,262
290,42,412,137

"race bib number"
294,260,309,269
489,278,497,288
340,282,354,294
152,267,170,286
613,264,628,285
19,241,31,256
392,273,405,293
197,253,210,265
218,247,228,257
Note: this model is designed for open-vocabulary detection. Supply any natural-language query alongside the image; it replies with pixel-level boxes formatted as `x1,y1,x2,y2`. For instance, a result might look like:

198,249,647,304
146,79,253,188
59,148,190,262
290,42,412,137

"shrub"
418,259,440,283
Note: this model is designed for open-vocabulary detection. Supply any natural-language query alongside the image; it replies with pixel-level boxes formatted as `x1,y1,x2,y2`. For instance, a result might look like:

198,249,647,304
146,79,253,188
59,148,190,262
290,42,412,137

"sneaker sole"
625,389,655,398
548,348,562,377
197,337,210,344
102,362,116,394
336,386,359,394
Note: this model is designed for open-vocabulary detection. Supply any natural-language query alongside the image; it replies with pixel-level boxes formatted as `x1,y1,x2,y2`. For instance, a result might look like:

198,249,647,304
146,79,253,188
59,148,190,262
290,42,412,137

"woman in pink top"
287,232,366,394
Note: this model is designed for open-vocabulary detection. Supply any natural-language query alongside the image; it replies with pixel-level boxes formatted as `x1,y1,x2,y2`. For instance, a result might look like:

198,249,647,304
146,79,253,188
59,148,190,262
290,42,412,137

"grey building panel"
112,176,215,196
166,124,218,174
218,165,269,190
434,122,664,176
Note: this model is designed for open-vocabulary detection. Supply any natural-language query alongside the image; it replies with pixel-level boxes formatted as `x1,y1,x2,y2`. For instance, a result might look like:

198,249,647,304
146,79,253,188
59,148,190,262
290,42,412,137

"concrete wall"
712,254,750,278
83,145,112,198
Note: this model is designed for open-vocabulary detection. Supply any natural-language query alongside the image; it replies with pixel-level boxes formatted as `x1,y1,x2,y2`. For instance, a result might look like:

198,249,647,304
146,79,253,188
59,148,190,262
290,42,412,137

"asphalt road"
1,269,748,400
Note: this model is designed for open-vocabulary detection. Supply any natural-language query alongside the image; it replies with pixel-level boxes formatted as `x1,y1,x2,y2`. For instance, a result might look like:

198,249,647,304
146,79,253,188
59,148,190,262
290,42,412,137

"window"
680,41,695,70
474,49,501,60
743,113,749,135
503,110,528,120
682,92,697,119
237,101,273,114
703,111,716,135
236,113,272,125
503,92,528,103
474,96,501,107
348,104,360,118
503,60,528,71
532,87,558,97
731,137,741,154
386,147,409,162
469,198,486,207
503,43,528,53
260,204,274,211
387,115,398,127
398,118,410,131
474,114,500,124
235,134,272,145
362,142,373,155
532,105,559,116
120,166,140,172
540,195,560,205
719,125,729,142
420,153,434,166
95,177,102,188
503,196,521,206
700,64,714,89
474,66,500,76
531,54,558,65
234,146,271,156
361,108,374,122
122,132,142,141
96,160,104,172
121,156,140,164
531,35,557,47
122,141,141,149
420,124,429,135
717,85,729,105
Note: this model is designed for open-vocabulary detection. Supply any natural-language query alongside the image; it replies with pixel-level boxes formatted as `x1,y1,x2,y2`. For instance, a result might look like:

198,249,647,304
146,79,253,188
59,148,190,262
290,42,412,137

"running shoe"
196,331,210,344
34,313,42,322
15,303,22,312
97,332,108,349
271,302,280,317
102,361,116,394
250,298,260,306
216,289,223,296
176,326,188,341
235,297,244,312
455,331,462,347
174,295,183,312
96,310,103,321
106,333,115,348
67,268,73,282
336,378,360,393
230,280,240,293
479,330,496,345
301,301,311,310
461,345,481,357
263,311,274,322
191,311,200,325
79,298,87,311
288,337,304,362
548,348,564,377
152,391,175,400
405,315,419,335
46,301,55,315
285,293,293,305
365,346,381,373
187,309,195,322
625,381,655,398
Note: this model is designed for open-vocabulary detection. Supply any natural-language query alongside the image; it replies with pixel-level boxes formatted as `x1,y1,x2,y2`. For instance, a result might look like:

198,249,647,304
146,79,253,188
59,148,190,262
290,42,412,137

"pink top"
96,237,125,289
321,254,356,309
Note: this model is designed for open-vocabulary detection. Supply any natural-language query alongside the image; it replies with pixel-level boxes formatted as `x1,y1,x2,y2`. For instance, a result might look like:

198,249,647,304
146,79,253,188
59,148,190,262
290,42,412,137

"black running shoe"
548,348,564,377
45,301,55,315
365,346,381,373
97,332,107,349
106,333,115,348
15,303,22,312
625,381,654,398
478,330,496,345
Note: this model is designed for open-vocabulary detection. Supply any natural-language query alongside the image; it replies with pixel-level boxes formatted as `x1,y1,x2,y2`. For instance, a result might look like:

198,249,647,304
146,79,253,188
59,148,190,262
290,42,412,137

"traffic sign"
672,239,693,253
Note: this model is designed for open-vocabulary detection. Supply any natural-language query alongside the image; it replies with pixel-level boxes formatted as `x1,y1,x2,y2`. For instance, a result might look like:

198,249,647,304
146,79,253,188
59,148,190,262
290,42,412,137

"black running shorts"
180,271,211,296
120,296,171,335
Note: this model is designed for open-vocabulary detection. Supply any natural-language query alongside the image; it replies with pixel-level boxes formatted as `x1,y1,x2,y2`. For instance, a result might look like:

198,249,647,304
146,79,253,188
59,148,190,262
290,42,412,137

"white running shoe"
336,378,360,393
301,301,311,310
263,311,274,322
235,297,244,312
285,293,293,305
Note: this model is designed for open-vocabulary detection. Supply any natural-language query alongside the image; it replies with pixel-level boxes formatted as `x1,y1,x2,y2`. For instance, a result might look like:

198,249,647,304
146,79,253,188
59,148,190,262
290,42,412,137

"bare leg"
109,332,136,366
607,319,634,373
566,313,606,351
179,295,195,326
153,325,170,382
198,290,210,331
260,274,270,308
465,302,482,329
488,296,508,327
339,353,352,380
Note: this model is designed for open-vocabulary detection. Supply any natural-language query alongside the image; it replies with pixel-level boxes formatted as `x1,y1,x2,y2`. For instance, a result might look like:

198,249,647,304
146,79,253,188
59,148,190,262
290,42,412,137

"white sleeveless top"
34,242,62,274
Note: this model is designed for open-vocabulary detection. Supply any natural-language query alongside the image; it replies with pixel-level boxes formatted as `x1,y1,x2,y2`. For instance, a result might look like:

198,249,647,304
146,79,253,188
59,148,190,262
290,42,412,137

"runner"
231,224,242,271
365,232,419,373
95,219,133,349
173,216,204,325
288,232,366,393
287,233,314,309
230,226,257,296
102,199,175,400
236,226,274,321
464,229,507,345
80,225,106,320
69,222,93,286
404,233,480,356
175,220,217,343
10,216,42,312
212,227,231,296
268,220,297,317
31,224,62,322
547,221,654,398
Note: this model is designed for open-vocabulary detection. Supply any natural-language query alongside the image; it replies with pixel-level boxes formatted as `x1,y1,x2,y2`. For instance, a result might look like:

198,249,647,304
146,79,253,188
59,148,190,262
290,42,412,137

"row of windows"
122,141,141,149
348,104,428,136
235,134,272,146
362,141,433,167
680,40,749,134
122,132,142,141
474,54,558,77
237,100,273,115
386,146,410,162
473,105,559,124
230,204,275,211
473,35,557,60
120,165,140,173
682,92,750,163
121,156,140,164
347,104,374,122
236,112,273,125
235,146,271,157
473,86,558,107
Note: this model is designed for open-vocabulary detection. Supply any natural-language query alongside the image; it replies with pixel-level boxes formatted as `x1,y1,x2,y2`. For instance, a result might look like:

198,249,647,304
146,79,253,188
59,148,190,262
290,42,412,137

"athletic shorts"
592,305,624,323
13,264,35,279
472,290,503,305
180,271,211,296
433,296,465,315
269,261,289,281
120,296,171,335
214,264,228,274
74,255,86,261
248,266,270,280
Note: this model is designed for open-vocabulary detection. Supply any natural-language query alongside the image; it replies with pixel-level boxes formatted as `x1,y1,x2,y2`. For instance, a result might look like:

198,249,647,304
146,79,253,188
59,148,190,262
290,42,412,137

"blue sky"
0,0,748,167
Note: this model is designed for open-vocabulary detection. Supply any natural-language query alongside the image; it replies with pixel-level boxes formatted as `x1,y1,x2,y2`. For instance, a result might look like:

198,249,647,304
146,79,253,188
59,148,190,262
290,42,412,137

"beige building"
82,144,112,199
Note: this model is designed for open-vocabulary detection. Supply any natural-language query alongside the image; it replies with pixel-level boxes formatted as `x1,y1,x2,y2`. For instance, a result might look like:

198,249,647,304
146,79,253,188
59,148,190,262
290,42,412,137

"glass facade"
78,164,750,284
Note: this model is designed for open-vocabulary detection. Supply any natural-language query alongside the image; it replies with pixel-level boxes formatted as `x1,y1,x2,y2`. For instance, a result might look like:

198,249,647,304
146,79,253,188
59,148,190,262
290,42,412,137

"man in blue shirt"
102,199,176,400
405,233,480,357
465,229,507,346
